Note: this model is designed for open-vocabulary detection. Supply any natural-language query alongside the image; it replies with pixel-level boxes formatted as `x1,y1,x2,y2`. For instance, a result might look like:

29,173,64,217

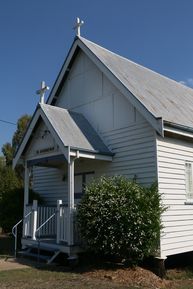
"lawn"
0,267,138,289
1,266,193,289
2,233,193,289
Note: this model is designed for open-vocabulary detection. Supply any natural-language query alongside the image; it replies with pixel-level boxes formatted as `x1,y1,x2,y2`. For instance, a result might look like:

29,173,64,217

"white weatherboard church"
13,20,193,263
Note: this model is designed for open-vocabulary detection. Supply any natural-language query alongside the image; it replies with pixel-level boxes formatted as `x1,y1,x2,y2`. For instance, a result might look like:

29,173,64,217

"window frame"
185,161,193,204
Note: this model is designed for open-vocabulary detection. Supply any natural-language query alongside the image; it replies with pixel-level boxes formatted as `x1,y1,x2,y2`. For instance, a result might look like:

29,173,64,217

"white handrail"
12,211,32,237
12,211,32,258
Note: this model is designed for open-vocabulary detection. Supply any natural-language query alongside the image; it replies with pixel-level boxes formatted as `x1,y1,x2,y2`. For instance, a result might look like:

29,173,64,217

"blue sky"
1,0,193,153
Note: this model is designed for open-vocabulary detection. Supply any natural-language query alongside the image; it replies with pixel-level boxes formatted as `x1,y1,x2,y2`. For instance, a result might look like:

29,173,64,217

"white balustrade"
59,205,68,243
37,206,56,237
23,200,80,245
23,205,33,237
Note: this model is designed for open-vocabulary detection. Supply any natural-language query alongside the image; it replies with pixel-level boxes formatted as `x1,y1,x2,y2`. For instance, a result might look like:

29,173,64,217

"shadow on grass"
15,251,134,275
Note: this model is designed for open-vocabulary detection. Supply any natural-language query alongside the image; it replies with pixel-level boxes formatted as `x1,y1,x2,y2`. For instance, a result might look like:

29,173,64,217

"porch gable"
13,103,113,168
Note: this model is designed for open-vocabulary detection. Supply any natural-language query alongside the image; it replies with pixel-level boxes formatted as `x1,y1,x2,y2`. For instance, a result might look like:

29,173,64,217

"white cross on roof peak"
74,17,84,37
36,81,50,104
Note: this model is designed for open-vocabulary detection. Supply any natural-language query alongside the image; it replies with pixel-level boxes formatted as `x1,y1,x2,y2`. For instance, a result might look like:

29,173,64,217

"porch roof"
40,103,112,155
13,103,113,167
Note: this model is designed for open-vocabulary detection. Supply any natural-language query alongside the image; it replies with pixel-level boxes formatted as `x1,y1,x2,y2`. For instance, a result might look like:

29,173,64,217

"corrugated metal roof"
40,103,112,155
80,37,193,129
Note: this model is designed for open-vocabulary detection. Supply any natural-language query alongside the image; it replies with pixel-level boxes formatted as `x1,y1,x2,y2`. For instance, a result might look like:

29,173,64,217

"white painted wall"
33,120,157,205
32,166,68,206
32,51,157,209
157,135,193,257
56,51,139,133
25,47,193,259
100,122,157,185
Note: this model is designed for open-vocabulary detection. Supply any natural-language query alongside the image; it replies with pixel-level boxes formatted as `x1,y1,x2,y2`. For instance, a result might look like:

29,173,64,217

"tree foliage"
1,114,31,166
0,114,33,232
0,156,6,168
0,187,42,232
0,166,21,200
77,176,165,264
0,165,22,232
12,114,31,153
2,143,14,167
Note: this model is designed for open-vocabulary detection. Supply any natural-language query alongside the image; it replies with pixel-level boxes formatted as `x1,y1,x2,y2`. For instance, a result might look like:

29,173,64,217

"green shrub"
77,176,165,264
0,187,42,233
0,166,21,200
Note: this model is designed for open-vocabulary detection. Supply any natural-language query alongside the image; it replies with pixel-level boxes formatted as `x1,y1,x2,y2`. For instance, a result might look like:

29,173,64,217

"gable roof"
40,104,112,155
13,103,112,168
47,36,193,133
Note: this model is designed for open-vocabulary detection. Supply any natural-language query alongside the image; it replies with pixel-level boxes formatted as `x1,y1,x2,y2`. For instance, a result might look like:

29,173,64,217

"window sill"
184,200,193,205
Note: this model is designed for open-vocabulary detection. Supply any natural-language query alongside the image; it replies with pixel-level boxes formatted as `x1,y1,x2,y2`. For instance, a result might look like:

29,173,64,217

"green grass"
2,233,193,289
165,267,193,289
166,267,193,280
0,268,138,289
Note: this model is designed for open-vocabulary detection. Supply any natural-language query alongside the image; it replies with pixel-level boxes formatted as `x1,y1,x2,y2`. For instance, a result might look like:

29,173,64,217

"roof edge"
164,121,193,134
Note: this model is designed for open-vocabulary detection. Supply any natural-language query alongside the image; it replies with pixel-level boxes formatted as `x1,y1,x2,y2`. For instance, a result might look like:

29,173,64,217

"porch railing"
59,205,68,243
37,206,56,237
12,210,33,257
23,205,33,237
23,203,57,239
23,200,81,245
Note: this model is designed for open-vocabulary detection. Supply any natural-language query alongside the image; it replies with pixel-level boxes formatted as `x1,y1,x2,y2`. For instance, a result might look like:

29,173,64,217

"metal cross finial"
74,17,84,37
36,81,50,104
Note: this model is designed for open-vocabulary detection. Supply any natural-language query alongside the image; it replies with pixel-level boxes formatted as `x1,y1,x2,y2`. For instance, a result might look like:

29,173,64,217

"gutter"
164,121,193,134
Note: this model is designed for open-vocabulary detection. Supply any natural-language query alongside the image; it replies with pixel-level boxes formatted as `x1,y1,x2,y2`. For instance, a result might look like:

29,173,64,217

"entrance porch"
17,153,112,261
12,103,113,261
21,200,80,257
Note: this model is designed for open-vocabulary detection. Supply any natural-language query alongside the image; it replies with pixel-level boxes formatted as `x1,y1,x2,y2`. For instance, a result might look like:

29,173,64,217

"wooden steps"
18,245,61,264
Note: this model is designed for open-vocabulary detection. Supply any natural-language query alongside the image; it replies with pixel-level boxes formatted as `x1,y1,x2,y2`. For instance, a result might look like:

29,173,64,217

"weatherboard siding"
32,119,157,205
74,121,157,185
32,50,157,204
97,122,157,185
157,135,193,257
33,166,68,206
57,51,139,134
56,50,157,184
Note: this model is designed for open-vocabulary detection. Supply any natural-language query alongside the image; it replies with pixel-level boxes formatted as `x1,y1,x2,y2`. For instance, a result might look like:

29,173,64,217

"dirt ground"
0,258,31,271
83,266,166,288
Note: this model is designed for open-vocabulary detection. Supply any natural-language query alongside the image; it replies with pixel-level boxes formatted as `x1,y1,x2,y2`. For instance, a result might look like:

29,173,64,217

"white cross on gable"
36,81,50,104
74,17,84,37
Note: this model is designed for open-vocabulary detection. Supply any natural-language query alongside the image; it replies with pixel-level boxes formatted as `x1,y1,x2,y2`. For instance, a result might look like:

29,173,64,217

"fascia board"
70,150,113,161
164,125,193,139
